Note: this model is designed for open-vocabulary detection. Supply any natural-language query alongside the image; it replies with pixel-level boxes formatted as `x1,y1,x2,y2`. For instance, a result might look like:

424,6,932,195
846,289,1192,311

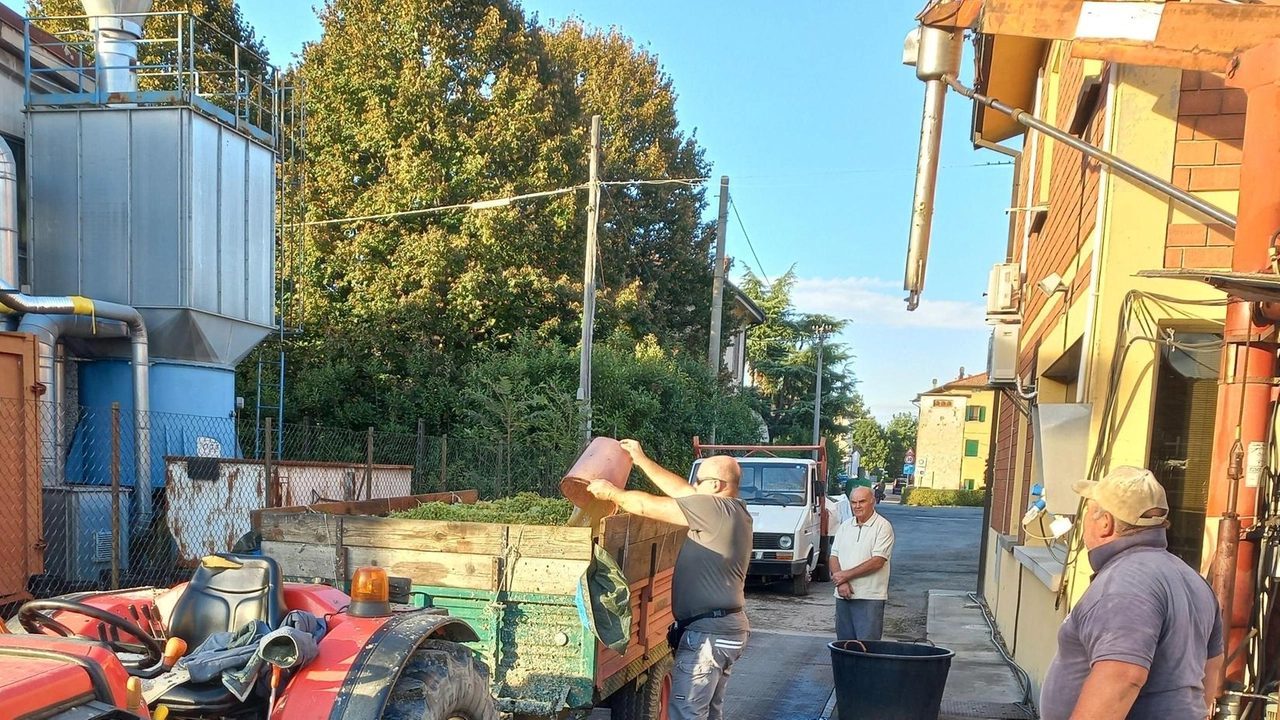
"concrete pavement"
928,590,1035,720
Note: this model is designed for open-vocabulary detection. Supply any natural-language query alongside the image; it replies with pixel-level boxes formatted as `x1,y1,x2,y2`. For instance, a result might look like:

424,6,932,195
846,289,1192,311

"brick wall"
991,391,1019,534
1165,71,1245,269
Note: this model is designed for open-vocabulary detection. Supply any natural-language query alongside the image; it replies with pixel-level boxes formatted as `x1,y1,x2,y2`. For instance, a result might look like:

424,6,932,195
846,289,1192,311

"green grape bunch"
391,492,575,526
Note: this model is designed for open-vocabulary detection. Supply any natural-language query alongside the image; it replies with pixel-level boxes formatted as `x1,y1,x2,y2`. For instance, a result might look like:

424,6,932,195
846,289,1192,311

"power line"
287,185,586,228
729,197,769,285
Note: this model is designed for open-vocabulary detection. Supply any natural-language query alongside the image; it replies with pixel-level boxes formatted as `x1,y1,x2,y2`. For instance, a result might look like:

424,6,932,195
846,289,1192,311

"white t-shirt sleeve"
872,521,894,560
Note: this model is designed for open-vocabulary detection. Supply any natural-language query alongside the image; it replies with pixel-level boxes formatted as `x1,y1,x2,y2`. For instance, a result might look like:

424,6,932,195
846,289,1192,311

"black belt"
668,607,744,650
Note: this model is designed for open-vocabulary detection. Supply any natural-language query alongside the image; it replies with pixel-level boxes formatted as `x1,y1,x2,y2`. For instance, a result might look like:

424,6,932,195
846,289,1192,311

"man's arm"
1203,653,1224,715
832,556,886,585
1068,660,1148,720
585,481,689,527
621,439,695,499
829,555,852,598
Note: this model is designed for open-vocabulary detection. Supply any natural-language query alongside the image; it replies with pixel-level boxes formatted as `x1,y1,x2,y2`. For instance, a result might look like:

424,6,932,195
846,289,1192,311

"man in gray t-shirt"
1040,467,1224,720
585,440,751,720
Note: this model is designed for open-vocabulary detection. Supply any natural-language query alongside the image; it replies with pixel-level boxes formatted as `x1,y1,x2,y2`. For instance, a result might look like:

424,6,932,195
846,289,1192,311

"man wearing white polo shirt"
830,485,895,641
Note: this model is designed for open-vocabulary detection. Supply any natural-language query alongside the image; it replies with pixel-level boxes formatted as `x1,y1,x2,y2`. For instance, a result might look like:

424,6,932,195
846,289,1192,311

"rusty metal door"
0,332,41,602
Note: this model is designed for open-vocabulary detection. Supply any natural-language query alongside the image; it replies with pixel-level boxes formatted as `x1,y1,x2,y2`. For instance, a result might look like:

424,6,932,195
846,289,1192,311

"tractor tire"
610,652,674,720
791,569,810,596
382,639,498,720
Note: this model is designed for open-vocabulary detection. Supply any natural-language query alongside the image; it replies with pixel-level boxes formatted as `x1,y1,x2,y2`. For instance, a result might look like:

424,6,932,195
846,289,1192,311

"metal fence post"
303,415,313,456
440,434,448,492
414,418,425,492
365,427,374,501
110,402,120,590
264,417,275,507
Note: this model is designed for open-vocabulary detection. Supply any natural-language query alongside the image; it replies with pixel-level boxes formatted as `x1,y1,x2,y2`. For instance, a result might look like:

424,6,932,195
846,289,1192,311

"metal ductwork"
0,283,152,532
0,138,18,289
18,314,128,489
80,0,155,94
902,26,964,311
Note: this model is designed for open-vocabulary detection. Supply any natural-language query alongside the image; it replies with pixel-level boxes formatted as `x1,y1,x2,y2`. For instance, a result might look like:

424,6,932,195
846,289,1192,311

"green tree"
851,418,889,477
884,412,918,475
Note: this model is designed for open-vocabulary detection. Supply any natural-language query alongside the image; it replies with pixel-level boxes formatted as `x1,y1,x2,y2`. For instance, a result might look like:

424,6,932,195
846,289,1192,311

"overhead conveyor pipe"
942,75,1238,229
0,283,152,532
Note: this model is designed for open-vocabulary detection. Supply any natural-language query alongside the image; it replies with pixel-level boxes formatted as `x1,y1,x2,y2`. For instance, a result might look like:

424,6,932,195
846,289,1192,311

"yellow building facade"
913,373,996,490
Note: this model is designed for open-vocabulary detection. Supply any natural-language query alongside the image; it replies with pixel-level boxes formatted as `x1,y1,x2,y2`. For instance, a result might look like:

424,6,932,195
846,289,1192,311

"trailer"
255,491,683,719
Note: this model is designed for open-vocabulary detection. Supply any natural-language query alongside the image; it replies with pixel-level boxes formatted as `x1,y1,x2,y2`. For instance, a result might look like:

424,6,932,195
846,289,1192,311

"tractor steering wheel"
19,598,164,668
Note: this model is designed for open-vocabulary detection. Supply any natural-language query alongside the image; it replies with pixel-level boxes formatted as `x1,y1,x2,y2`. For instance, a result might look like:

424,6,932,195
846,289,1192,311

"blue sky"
6,0,1014,421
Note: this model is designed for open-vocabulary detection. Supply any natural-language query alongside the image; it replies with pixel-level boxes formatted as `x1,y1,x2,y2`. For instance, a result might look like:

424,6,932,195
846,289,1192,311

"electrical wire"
288,185,587,227
728,198,769,285
599,177,709,187
966,591,1039,719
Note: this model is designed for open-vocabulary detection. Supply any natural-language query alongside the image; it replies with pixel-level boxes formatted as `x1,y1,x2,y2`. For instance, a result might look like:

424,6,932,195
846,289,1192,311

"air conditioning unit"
986,263,1021,319
988,322,1020,386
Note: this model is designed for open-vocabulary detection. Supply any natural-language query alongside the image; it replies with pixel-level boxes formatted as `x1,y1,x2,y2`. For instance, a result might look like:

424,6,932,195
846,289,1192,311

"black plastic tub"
829,640,955,720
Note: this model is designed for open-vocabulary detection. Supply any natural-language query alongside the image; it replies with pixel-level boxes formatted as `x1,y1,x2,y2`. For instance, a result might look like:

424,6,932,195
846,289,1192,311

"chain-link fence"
0,399,582,602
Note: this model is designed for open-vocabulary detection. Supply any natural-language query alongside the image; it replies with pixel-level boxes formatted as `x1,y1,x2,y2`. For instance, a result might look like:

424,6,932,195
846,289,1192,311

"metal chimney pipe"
0,138,19,288
902,26,964,311
80,0,154,95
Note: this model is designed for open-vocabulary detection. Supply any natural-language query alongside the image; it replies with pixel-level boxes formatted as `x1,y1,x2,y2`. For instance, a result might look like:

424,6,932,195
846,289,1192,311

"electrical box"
986,263,1021,319
988,323,1020,386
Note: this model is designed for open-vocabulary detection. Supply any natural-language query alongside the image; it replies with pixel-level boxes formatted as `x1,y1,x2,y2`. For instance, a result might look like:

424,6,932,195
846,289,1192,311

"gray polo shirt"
1039,530,1223,720
672,494,752,634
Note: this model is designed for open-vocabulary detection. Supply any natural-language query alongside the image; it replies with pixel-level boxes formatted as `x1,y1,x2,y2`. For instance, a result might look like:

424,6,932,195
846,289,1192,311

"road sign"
905,449,915,465
902,463,915,476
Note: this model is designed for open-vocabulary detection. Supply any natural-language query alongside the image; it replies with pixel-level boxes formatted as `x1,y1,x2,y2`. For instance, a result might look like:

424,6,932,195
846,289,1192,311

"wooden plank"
1071,39,1233,74
508,557,591,595
918,0,984,30
260,513,510,555
508,524,593,561
599,514,631,559
263,540,500,591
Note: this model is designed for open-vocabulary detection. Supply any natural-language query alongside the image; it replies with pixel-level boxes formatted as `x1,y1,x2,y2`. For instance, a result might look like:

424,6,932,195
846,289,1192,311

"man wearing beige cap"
1039,466,1224,720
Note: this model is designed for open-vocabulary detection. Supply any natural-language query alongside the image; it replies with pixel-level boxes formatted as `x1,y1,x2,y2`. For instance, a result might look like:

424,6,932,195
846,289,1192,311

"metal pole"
579,115,602,443
415,418,425,492
440,434,448,492
365,427,374,501
110,402,120,590
944,76,1237,229
264,417,274,507
708,176,730,370
812,327,827,459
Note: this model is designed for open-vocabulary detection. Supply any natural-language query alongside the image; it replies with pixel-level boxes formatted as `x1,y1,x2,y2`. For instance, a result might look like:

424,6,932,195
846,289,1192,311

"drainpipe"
1208,42,1280,684
0,284,151,532
18,314,128,487
1077,65,1118,404
902,26,964,310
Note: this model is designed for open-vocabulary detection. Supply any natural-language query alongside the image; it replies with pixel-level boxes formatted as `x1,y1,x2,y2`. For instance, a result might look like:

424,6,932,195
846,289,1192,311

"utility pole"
707,176,730,370
812,324,829,459
578,115,602,443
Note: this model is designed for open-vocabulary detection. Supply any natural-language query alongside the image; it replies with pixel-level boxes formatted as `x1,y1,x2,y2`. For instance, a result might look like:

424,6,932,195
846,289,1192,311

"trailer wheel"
382,639,498,720
611,652,674,720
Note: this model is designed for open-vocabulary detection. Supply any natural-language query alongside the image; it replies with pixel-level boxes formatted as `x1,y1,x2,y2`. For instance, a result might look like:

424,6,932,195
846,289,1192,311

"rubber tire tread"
791,569,810,596
610,652,674,720
381,639,499,720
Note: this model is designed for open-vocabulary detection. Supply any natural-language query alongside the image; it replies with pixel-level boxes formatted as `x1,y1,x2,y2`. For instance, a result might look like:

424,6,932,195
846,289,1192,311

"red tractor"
0,553,496,720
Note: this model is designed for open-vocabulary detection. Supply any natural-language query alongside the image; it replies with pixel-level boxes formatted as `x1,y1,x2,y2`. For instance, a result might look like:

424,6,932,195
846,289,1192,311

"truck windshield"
738,463,808,507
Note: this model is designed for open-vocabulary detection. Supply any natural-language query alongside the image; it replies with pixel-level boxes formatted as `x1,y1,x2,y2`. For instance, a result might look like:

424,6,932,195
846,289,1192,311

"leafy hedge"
902,487,986,507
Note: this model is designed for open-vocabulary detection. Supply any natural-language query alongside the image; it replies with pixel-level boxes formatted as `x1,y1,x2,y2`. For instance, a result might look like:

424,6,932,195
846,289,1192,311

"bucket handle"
910,637,936,647
843,640,867,653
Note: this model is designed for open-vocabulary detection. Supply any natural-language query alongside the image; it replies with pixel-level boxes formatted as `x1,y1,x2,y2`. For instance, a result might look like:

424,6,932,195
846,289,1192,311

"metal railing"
23,11,280,141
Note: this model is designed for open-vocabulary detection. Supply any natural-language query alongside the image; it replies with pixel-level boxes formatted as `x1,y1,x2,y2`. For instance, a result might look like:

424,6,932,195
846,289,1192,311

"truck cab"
688,455,839,595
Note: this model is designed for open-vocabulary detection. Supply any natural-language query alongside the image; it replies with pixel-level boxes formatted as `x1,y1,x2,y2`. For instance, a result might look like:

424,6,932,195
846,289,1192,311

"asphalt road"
589,497,985,719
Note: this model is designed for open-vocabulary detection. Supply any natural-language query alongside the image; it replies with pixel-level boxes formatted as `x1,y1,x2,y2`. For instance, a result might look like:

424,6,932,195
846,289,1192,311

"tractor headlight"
778,535,794,550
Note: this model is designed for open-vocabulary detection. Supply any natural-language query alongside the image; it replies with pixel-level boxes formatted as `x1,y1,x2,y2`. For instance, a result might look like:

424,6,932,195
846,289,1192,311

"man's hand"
585,479,621,502
619,439,648,463
837,582,853,599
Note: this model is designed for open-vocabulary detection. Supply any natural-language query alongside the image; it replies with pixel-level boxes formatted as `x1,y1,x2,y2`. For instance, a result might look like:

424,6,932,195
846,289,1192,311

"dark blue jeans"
836,598,886,641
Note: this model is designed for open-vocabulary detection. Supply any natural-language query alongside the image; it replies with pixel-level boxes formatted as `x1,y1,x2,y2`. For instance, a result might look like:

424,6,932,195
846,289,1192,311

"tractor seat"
158,554,286,715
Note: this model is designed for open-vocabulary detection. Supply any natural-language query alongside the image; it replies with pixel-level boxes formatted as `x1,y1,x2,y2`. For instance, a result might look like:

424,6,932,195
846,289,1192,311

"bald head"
851,485,876,522
696,456,743,497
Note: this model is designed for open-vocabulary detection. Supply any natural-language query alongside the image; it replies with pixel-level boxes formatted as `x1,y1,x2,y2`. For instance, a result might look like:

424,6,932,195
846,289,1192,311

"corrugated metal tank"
26,106,275,368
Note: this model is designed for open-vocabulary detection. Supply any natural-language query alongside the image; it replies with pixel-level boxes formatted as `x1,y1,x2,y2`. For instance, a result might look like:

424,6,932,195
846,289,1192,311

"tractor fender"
272,609,478,720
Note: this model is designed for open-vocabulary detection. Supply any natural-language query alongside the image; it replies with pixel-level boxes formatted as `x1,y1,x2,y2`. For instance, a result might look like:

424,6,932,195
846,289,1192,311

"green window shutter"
980,406,987,422
965,439,980,457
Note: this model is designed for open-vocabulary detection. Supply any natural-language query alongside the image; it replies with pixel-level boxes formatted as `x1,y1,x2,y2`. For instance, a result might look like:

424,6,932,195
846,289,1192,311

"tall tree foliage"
738,268,866,456
277,0,720,432
884,412,918,476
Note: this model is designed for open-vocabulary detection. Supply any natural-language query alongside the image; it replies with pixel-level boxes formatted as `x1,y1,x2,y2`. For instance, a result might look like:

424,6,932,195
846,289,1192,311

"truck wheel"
791,569,810,596
382,639,498,720
611,652,674,720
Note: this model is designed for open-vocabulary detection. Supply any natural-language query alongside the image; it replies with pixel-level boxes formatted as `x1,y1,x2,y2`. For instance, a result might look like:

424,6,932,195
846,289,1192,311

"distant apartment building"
913,371,995,490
